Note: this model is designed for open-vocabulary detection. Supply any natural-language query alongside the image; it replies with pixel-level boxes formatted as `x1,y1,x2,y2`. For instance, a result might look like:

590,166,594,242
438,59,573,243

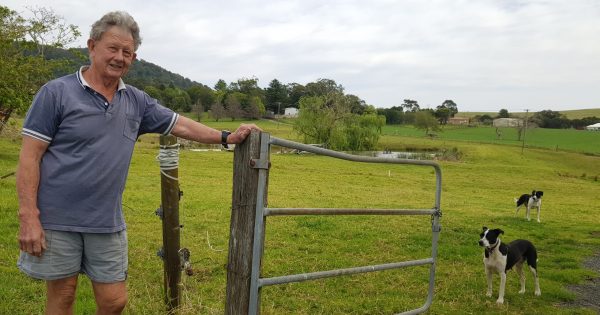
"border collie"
515,190,544,223
478,227,541,304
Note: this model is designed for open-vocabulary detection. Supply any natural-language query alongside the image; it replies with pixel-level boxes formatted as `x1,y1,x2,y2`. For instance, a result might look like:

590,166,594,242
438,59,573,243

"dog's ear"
531,190,536,195
497,229,504,235
482,226,488,231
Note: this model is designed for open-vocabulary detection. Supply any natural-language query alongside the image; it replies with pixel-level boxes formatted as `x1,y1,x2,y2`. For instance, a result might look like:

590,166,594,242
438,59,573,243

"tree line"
471,109,599,130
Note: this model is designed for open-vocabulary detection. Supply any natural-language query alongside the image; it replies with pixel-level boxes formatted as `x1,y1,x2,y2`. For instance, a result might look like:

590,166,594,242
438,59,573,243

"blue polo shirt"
22,67,178,233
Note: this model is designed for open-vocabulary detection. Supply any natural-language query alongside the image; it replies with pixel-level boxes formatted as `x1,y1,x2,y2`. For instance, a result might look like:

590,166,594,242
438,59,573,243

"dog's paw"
486,291,492,297
519,289,525,294
535,290,541,296
496,298,504,304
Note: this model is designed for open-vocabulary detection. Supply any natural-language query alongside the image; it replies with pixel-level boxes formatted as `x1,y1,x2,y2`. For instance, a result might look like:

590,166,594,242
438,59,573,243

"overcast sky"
5,0,600,112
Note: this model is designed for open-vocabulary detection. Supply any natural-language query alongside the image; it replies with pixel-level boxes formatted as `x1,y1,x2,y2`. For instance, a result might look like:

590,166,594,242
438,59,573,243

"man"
16,11,259,314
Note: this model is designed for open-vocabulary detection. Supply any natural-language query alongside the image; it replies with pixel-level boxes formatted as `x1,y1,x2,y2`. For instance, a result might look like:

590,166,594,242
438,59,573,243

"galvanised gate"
226,132,442,315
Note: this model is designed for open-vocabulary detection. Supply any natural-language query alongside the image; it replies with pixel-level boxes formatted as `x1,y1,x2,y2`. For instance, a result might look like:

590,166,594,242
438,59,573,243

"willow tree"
293,93,384,151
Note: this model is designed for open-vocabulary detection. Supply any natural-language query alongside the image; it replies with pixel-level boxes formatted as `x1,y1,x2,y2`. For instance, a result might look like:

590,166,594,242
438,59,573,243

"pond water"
347,150,438,160
186,144,441,160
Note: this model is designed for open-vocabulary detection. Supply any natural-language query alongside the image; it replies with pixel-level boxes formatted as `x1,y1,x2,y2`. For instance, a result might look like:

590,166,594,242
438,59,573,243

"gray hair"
90,11,142,51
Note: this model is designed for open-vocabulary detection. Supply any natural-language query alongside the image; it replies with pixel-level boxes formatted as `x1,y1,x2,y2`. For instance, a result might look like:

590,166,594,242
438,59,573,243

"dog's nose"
478,240,484,246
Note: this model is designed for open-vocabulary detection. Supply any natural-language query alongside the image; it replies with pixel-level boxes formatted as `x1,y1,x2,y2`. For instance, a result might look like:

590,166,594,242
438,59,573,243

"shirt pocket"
123,115,140,141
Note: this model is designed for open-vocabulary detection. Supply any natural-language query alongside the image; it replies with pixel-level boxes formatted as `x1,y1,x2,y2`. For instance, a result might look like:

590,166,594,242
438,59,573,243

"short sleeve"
138,92,178,136
22,85,61,143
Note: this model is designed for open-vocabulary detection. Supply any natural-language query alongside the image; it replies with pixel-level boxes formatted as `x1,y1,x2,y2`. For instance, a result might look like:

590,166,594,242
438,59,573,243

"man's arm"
16,136,49,257
170,116,260,145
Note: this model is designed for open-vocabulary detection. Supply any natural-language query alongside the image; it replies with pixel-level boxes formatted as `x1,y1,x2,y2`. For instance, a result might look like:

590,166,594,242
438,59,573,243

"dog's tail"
514,198,518,203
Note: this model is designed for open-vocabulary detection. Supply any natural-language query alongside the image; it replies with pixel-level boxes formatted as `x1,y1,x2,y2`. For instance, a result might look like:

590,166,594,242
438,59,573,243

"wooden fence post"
225,130,268,314
159,135,181,311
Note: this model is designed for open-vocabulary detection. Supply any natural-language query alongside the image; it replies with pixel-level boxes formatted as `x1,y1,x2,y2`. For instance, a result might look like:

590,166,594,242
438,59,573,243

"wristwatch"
221,130,231,148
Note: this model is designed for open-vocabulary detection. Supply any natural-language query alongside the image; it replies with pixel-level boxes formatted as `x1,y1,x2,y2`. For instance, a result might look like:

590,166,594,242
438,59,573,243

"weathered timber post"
159,135,181,311
225,130,269,314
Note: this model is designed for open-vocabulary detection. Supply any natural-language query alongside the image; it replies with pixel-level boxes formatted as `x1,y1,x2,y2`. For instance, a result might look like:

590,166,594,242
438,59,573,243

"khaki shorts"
17,229,128,283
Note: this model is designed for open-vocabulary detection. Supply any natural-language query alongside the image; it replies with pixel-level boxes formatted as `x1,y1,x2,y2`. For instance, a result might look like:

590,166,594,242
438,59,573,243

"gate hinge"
249,158,270,169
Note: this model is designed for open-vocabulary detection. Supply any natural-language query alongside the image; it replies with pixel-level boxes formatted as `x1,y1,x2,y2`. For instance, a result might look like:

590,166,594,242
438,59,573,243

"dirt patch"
559,248,600,312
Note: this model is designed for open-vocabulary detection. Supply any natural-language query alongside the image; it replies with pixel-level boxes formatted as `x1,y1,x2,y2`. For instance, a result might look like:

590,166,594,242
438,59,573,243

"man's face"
88,26,136,81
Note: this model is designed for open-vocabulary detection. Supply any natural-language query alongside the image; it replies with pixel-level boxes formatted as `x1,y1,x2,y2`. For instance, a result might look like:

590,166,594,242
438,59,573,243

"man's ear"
132,52,137,62
87,38,95,51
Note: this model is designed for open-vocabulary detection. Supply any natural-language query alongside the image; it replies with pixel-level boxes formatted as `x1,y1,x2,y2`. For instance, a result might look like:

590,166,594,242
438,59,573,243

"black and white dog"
515,190,544,223
478,227,541,304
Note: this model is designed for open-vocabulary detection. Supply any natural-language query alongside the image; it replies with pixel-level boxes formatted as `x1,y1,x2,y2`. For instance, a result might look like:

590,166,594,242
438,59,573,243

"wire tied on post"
157,143,180,181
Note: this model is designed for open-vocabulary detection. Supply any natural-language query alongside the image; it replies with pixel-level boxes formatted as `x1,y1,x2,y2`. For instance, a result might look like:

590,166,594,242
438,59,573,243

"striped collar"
76,66,127,91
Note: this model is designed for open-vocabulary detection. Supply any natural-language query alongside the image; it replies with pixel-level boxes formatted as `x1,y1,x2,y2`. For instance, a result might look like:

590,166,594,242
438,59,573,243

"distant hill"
459,108,600,120
45,47,207,90
555,108,600,119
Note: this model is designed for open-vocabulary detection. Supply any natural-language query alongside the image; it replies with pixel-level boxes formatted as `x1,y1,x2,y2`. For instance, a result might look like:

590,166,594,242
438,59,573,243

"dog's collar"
488,240,500,251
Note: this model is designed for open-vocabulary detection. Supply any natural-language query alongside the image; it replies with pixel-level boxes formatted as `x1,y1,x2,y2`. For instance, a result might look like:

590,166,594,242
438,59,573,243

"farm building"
493,118,523,127
284,107,298,117
585,123,600,131
447,117,470,125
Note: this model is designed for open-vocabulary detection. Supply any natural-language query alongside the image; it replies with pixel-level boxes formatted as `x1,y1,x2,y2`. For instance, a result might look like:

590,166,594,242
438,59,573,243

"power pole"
521,109,529,154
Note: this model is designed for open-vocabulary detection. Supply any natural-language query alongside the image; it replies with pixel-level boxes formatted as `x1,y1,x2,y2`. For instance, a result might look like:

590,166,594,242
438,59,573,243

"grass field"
1,117,599,314
381,124,600,155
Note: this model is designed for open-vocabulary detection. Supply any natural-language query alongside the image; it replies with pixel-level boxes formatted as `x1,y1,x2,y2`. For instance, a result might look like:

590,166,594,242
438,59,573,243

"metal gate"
248,134,442,315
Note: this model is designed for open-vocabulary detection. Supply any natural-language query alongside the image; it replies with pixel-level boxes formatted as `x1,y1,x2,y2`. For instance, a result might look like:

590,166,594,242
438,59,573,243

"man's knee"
96,293,127,314
93,282,128,314
47,277,78,310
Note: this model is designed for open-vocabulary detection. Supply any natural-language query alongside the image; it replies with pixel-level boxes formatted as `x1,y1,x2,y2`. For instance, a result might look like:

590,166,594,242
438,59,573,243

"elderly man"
16,11,259,314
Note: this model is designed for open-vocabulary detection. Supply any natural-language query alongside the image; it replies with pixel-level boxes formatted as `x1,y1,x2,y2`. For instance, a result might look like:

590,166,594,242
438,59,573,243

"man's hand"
228,123,262,144
18,210,46,257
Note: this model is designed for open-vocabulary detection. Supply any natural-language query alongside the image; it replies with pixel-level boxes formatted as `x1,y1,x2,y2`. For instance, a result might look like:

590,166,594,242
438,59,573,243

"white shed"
284,107,298,117
585,123,600,131
493,118,523,127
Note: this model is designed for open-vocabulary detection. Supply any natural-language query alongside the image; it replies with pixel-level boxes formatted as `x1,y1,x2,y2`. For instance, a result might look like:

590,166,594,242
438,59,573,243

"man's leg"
92,281,127,315
83,230,128,315
46,275,78,315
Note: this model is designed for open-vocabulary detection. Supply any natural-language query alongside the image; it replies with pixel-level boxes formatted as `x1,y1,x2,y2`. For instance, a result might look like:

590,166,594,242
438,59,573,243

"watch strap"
221,130,231,148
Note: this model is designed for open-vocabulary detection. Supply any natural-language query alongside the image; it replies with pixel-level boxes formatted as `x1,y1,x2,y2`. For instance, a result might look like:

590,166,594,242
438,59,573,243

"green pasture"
1,117,599,314
382,124,600,155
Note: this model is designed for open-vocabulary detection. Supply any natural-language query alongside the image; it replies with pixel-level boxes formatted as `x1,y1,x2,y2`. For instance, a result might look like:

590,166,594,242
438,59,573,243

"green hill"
45,47,207,90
